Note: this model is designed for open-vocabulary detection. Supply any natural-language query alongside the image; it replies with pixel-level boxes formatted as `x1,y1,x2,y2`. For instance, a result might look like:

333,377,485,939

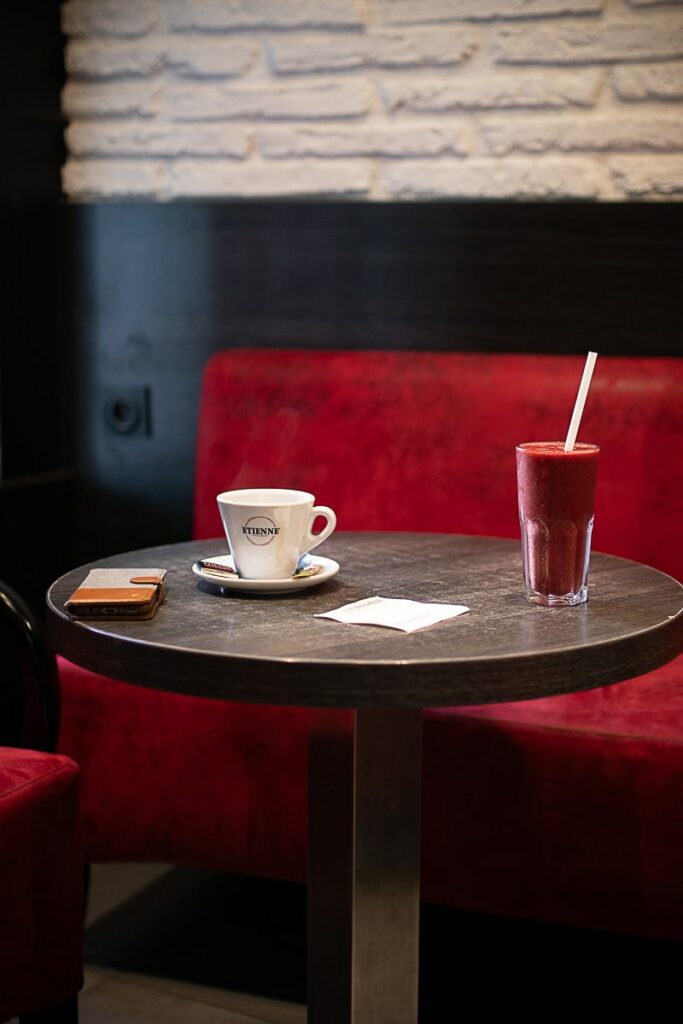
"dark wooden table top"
46,534,683,709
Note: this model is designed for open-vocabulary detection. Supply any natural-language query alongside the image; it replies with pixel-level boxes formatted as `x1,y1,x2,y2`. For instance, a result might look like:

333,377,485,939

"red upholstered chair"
0,748,82,1024
57,350,683,941
0,583,82,1023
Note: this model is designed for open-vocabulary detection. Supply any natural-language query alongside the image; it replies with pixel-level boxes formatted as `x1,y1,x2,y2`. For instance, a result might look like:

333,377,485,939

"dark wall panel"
0,2,73,615
66,201,683,559
2,0,67,479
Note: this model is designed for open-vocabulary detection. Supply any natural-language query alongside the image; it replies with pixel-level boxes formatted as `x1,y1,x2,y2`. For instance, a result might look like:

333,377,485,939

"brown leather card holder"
65,568,166,619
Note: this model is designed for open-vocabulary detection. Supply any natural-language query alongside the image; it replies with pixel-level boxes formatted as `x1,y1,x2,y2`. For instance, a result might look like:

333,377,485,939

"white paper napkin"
315,596,470,633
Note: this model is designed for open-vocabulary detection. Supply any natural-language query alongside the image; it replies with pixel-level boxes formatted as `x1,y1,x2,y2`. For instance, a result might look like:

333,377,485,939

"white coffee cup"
216,488,337,580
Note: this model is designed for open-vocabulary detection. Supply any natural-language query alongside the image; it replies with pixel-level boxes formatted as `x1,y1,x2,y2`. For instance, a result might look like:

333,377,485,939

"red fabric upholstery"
422,657,683,940
194,352,683,581
57,658,309,880
57,350,683,940
0,748,83,1021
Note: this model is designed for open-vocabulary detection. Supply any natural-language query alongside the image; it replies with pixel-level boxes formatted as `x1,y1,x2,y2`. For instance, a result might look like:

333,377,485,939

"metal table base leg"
308,708,423,1024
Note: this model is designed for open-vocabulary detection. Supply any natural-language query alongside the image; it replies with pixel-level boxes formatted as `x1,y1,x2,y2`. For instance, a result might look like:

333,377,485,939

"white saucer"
192,553,340,594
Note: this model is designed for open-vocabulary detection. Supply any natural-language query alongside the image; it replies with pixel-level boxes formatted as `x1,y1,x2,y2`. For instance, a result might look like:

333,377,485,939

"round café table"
47,533,683,1024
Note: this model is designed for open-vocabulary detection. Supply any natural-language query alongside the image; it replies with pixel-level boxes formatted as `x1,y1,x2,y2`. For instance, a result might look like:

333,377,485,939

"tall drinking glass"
516,442,599,607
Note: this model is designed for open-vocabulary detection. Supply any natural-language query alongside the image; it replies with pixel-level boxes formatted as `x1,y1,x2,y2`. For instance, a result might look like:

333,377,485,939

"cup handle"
305,506,337,552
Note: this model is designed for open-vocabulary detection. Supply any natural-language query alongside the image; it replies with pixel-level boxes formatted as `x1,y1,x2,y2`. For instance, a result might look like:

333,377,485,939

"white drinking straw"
564,351,598,452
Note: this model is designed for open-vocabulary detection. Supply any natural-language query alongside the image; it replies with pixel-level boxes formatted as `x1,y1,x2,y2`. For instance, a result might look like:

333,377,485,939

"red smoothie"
516,442,599,605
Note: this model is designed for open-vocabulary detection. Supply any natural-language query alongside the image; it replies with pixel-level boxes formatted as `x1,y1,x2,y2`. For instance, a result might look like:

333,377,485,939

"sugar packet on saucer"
315,596,469,633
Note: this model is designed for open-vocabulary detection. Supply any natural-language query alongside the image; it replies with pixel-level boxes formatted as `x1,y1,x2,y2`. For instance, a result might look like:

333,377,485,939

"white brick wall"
61,0,683,200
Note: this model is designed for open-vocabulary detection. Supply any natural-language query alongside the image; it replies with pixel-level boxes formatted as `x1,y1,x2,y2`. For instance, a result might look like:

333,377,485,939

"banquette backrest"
193,350,683,583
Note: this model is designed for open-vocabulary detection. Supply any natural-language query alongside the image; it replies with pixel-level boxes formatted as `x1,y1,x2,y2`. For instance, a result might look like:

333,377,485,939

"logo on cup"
242,516,280,545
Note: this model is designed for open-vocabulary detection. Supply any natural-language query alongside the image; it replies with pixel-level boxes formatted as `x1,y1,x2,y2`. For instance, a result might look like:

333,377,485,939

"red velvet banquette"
57,350,683,941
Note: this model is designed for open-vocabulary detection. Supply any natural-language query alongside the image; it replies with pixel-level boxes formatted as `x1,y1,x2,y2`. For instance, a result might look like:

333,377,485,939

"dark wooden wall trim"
64,200,681,559
68,200,683,355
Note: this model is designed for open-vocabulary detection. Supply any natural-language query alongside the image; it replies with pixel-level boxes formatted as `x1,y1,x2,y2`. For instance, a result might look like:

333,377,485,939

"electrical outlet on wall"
103,387,152,437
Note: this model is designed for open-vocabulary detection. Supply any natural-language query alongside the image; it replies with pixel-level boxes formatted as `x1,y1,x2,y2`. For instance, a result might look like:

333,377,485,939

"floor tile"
87,863,173,925
115,973,306,1024
85,868,306,1004
80,974,280,1024
83,966,115,993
